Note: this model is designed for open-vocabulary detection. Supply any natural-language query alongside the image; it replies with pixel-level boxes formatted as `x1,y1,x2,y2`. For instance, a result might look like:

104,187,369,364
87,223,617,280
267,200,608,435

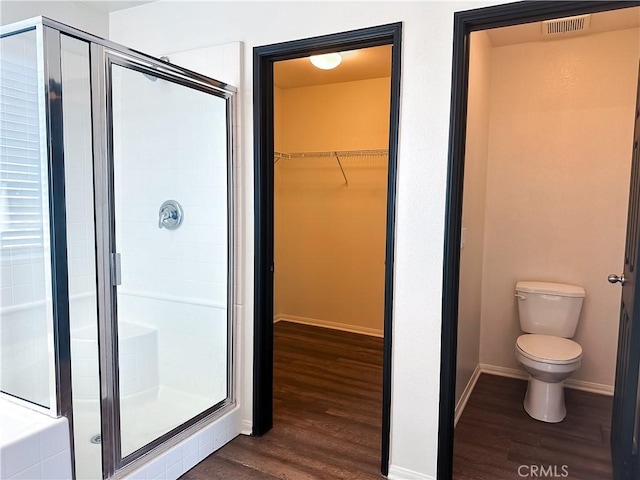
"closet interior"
273,45,392,336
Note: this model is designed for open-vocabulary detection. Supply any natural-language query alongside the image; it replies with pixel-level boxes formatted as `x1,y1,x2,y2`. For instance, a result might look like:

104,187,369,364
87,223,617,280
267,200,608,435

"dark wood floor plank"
181,330,613,480
179,454,280,480
180,322,384,480
453,374,613,480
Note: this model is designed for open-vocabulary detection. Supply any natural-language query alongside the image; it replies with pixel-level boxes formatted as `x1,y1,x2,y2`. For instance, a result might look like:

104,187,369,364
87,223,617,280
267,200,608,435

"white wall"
0,1,108,38
455,30,492,405
109,2,504,477
479,28,639,389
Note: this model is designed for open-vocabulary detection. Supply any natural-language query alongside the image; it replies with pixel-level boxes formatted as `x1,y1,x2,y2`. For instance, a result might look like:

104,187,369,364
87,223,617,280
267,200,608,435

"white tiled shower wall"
111,59,229,399
71,322,159,399
0,34,98,407
159,43,244,300
0,31,46,310
62,38,98,313
0,29,52,407
112,65,228,303
0,306,50,406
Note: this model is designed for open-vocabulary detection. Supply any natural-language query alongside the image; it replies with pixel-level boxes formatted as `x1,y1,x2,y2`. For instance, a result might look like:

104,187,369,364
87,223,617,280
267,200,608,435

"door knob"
608,273,626,285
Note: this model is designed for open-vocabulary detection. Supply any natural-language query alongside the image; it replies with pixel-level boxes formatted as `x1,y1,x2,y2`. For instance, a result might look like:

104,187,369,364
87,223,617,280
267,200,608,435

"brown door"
611,62,640,480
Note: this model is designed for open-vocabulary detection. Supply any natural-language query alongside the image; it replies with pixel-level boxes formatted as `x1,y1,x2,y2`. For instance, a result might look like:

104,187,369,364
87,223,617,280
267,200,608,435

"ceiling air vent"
542,14,591,35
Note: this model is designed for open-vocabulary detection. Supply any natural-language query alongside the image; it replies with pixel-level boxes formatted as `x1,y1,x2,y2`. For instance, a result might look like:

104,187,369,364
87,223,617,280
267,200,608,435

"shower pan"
0,16,236,480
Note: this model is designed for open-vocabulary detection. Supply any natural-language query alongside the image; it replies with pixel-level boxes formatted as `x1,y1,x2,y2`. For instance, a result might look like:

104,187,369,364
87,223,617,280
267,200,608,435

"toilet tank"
515,281,585,338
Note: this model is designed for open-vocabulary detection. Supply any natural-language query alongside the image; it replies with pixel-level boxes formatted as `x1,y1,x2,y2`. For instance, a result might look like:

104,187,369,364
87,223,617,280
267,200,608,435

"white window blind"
0,34,45,258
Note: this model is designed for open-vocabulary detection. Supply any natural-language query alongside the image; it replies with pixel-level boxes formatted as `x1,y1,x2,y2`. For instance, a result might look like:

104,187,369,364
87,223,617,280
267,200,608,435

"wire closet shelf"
273,149,388,186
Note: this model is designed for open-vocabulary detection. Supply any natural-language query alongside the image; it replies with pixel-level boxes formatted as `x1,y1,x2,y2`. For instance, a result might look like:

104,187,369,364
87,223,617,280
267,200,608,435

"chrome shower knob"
158,200,184,230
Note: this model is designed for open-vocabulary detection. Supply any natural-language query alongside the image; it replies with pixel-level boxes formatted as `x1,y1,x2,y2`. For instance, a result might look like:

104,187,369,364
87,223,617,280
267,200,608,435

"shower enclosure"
0,17,236,479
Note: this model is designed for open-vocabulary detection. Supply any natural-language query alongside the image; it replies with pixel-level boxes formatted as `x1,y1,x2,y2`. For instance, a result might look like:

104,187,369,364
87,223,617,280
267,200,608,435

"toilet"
515,281,585,423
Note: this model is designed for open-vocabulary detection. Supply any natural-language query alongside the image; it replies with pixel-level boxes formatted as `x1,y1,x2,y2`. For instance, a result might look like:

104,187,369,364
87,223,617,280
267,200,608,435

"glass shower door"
105,58,232,462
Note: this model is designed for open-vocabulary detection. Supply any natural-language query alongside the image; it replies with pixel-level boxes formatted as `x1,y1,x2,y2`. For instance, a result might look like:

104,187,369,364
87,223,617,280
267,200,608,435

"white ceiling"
486,6,640,47
274,45,392,89
73,1,155,13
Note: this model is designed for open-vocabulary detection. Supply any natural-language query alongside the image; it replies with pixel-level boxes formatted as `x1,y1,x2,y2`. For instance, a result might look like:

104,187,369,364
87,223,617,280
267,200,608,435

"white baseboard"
454,364,482,427
480,363,614,396
480,363,529,381
240,419,252,435
564,378,614,396
453,363,613,427
274,314,383,337
387,465,435,480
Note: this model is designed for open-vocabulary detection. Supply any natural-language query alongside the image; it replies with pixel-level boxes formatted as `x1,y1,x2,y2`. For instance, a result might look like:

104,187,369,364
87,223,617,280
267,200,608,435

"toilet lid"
516,334,582,364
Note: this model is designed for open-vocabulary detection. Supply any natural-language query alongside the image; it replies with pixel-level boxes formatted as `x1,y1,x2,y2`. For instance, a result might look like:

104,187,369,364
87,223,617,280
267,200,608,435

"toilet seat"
516,334,582,365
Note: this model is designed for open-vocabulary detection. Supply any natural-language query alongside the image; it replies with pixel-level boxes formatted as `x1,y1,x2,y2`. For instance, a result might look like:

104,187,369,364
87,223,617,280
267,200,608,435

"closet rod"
274,148,388,159
273,149,388,186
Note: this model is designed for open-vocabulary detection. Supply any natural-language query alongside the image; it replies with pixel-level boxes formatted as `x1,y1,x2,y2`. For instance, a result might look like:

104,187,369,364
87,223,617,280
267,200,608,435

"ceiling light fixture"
309,53,342,70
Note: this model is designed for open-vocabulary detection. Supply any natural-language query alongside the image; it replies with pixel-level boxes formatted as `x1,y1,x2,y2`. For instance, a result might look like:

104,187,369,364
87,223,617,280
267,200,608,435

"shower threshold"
74,386,221,480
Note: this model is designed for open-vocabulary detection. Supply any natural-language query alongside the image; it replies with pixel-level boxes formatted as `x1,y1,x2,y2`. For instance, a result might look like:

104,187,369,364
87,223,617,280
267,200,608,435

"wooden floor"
180,322,384,480
453,374,613,480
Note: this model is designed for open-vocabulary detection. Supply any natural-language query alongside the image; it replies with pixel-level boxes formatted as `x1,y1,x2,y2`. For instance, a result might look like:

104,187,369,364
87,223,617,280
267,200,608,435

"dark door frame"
439,1,640,479
252,23,402,475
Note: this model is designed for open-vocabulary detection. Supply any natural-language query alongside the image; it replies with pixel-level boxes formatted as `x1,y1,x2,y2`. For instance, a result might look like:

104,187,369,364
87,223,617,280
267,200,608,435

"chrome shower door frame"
90,44,237,478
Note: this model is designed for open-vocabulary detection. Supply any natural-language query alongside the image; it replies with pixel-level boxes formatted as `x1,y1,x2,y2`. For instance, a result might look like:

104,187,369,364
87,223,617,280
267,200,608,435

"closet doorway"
274,44,390,471
253,24,401,476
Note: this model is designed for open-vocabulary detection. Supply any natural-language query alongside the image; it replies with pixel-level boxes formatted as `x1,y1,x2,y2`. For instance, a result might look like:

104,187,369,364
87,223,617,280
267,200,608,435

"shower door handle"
111,253,122,286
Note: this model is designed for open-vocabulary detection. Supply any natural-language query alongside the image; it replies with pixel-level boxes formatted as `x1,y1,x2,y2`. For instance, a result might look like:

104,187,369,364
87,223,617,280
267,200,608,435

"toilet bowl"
516,334,582,422
514,281,585,423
